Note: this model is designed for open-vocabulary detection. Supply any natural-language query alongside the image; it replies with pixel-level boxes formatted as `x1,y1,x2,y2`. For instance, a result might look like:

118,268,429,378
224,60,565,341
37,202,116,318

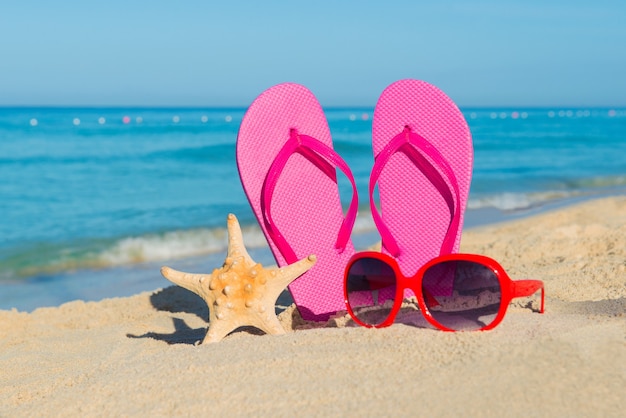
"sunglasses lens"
346,257,397,326
421,260,501,331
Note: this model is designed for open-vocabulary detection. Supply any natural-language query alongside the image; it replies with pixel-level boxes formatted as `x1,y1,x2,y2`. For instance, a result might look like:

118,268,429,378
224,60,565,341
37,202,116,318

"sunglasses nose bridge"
401,272,422,294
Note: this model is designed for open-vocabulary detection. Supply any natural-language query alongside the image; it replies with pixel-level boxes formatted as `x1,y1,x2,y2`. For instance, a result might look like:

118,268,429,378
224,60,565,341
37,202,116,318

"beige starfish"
160,213,316,344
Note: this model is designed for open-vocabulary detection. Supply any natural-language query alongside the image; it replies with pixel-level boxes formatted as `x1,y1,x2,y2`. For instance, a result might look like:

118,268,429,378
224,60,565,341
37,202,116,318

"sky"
0,0,625,107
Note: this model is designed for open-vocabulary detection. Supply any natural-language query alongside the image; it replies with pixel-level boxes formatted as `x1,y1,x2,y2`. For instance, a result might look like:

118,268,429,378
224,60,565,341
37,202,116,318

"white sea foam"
95,214,381,268
467,191,578,211
353,211,376,233
97,225,270,266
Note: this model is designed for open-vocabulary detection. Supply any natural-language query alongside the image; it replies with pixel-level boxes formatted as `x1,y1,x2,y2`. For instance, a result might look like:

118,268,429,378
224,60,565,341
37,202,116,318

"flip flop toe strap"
261,128,358,263
370,126,461,258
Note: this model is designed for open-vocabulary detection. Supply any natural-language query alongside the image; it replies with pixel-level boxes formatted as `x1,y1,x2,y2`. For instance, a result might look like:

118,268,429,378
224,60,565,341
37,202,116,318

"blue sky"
1,0,625,107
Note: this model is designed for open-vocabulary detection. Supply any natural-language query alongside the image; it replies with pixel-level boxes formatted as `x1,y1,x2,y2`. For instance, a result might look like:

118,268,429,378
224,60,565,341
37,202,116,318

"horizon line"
1,104,625,110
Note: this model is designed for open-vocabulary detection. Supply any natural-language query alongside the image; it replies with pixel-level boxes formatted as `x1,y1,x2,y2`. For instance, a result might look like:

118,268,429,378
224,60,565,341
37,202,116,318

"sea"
1,106,625,311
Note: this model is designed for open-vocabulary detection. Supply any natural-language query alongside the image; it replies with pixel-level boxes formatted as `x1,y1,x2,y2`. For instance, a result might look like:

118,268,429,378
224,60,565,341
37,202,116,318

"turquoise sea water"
1,106,625,310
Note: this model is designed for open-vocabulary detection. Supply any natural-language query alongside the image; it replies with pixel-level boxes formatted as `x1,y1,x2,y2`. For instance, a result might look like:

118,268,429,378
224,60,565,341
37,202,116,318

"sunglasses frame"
344,251,545,331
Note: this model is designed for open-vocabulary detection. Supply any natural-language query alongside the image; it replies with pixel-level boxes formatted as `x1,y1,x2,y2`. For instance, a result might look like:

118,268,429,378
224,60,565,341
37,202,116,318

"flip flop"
371,79,473,279
237,83,358,321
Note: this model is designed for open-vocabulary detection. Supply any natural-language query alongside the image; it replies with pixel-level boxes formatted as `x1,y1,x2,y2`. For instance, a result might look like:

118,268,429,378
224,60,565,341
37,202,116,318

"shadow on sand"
127,286,300,345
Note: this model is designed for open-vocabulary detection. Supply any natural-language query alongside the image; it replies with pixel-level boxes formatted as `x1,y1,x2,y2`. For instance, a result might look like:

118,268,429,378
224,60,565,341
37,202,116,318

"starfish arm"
270,254,317,291
248,313,286,337
203,318,239,344
160,266,212,299
226,213,254,264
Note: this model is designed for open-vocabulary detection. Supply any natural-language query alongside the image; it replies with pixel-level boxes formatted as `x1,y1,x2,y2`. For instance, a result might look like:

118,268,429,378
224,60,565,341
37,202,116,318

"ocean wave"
2,182,623,281
0,225,269,281
466,191,576,211
468,176,626,211
353,211,377,233
468,188,626,212
0,212,380,281
97,225,269,265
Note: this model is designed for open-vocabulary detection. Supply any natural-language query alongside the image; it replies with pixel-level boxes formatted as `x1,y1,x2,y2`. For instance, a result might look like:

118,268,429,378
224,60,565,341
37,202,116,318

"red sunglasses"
344,252,544,331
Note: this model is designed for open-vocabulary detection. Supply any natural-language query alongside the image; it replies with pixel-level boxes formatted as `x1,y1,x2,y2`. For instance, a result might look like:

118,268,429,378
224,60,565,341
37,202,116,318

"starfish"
160,213,316,344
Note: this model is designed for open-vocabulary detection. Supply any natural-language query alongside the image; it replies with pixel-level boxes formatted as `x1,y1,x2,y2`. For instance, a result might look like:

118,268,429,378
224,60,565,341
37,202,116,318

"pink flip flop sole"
237,83,356,321
372,79,473,278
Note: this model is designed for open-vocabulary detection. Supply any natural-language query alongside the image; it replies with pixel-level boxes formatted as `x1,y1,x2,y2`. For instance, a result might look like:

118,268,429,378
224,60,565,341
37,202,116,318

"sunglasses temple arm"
512,280,545,313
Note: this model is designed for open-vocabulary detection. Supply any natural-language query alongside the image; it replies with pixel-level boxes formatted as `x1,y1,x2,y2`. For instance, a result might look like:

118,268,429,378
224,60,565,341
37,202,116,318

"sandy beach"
1,196,625,417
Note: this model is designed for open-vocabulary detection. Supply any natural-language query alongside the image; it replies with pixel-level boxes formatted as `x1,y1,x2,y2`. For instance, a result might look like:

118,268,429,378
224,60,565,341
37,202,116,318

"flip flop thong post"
237,83,358,321
371,79,473,280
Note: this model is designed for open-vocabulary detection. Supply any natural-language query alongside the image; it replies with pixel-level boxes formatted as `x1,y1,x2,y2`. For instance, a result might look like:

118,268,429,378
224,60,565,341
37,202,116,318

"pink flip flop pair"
237,80,473,321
